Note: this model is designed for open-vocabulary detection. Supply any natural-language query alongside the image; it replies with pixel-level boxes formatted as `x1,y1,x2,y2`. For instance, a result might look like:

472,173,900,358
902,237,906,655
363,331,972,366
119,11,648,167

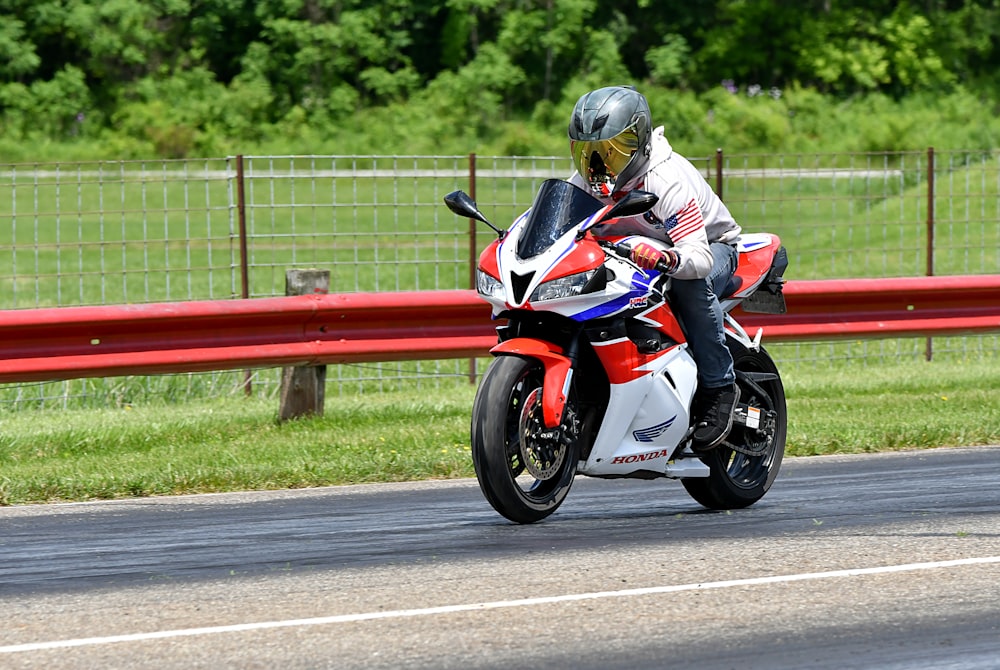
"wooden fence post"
278,269,329,421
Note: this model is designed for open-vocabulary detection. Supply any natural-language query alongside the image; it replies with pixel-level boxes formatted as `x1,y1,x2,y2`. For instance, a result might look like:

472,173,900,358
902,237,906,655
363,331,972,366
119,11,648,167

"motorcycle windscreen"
515,179,602,260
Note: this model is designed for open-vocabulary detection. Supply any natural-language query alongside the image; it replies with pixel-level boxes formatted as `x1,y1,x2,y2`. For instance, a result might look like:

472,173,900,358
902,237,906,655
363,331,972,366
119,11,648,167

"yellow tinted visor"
570,126,639,183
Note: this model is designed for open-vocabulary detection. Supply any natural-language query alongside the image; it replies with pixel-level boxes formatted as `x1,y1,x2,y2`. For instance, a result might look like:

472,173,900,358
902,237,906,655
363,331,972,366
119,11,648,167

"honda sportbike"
445,179,788,523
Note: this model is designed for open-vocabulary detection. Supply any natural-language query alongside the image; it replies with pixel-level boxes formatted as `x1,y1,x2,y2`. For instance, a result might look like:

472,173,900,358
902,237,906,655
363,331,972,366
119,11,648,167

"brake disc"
518,388,567,479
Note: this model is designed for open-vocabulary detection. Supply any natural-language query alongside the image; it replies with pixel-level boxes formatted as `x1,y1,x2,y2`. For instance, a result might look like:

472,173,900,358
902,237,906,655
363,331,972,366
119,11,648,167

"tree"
796,3,955,94
1,0,998,153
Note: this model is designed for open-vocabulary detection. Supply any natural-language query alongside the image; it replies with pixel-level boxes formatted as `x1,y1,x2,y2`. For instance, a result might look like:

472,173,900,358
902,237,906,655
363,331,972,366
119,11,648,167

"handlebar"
599,240,673,274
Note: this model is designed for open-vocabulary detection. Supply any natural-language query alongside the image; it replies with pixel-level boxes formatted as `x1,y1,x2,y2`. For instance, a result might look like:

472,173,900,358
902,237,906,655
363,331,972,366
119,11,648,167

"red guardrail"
0,291,497,384
736,274,1000,340
1,276,998,384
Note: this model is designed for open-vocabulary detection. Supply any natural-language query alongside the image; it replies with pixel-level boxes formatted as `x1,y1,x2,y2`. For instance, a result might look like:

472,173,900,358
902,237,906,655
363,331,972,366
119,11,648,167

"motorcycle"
445,179,789,523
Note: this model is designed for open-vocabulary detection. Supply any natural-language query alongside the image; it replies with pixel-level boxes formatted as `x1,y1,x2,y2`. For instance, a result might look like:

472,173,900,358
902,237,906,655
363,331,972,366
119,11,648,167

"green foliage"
645,33,691,88
245,0,421,119
0,64,93,138
696,86,792,152
908,0,999,88
831,87,1000,154
0,15,40,78
1,0,999,158
696,0,804,87
421,42,526,136
797,5,955,93
64,0,159,76
111,67,275,157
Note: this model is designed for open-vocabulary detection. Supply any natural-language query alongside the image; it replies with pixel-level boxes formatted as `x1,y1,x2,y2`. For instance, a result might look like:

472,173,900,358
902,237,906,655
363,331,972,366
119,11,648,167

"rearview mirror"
444,190,504,237
444,190,489,224
600,190,659,223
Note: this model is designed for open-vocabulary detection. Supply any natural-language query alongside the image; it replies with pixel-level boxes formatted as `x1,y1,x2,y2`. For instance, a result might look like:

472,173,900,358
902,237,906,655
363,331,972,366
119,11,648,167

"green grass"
1,354,997,506
0,391,475,505
783,355,1000,455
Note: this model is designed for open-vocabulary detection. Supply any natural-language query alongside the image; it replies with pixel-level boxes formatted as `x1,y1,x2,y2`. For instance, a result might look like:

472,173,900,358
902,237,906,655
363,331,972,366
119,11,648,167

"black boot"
692,383,740,452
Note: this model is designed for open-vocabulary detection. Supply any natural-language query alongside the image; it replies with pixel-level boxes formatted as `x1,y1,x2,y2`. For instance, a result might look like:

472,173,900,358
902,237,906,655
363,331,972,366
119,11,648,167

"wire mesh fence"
714,149,1000,279
1,150,997,407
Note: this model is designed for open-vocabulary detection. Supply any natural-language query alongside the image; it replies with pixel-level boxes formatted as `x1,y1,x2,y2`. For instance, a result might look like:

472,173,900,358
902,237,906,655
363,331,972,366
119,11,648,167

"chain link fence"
1,151,997,407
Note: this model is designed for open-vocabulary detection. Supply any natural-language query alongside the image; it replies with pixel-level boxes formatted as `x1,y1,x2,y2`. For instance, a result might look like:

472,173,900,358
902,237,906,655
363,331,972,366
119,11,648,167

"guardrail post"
278,269,330,421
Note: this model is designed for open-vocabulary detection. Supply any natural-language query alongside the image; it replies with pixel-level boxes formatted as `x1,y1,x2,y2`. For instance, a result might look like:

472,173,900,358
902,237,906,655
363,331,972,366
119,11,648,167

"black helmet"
568,86,652,196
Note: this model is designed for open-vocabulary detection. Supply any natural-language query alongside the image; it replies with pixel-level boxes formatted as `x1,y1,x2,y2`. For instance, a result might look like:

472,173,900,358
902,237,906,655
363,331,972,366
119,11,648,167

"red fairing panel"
640,302,687,345
591,338,682,386
478,239,501,278
545,238,605,280
731,234,782,298
490,338,572,428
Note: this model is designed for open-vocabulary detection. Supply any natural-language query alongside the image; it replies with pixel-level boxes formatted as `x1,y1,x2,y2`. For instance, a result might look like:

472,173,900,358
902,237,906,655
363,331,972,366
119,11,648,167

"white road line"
3,556,998,654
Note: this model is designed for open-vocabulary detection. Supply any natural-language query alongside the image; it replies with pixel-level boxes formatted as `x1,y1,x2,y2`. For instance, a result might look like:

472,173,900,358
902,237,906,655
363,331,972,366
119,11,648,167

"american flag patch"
663,199,703,242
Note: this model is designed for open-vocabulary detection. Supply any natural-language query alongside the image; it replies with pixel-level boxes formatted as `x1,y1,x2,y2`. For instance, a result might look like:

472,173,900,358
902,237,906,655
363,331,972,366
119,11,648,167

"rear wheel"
682,337,786,510
471,355,580,523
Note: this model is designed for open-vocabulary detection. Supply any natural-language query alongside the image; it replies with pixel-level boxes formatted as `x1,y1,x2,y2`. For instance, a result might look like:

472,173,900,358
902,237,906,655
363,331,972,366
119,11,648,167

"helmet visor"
570,125,639,189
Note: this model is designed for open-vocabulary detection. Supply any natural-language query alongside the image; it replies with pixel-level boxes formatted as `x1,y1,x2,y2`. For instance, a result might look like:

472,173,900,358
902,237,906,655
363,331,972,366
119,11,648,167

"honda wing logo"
632,416,676,443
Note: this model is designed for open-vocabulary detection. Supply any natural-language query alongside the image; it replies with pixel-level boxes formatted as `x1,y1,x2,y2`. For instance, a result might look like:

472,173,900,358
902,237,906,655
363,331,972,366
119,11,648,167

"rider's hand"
630,242,679,273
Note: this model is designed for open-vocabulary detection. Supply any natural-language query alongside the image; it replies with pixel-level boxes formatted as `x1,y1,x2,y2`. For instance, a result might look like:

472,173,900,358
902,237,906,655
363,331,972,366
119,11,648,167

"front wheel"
682,337,787,510
471,355,580,523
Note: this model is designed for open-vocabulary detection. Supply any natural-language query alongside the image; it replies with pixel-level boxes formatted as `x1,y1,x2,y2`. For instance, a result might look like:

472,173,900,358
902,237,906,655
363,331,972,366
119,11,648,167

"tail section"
723,233,788,314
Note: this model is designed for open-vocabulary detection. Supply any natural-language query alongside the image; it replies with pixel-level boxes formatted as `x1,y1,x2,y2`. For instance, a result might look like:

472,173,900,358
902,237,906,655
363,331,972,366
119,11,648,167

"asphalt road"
1,446,998,669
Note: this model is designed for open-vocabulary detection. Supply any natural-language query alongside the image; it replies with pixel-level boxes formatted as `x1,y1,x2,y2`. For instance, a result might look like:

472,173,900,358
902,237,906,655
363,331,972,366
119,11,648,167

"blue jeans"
668,242,737,390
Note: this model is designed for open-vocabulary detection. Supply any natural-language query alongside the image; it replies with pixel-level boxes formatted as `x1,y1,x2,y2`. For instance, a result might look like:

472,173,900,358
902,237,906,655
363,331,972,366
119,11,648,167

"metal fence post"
715,148,724,200
468,152,478,384
926,147,935,361
235,154,253,393
235,155,251,299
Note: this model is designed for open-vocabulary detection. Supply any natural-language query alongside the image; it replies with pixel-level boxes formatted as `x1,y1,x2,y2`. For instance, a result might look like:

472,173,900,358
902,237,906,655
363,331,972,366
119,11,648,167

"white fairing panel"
579,346,698,476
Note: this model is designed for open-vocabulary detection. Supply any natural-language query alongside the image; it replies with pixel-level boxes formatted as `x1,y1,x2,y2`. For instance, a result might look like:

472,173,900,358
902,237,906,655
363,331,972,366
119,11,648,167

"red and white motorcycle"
446,179,788,523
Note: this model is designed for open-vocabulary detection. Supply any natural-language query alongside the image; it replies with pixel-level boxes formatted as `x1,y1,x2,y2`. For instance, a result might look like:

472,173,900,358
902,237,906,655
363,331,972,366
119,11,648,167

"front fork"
490,337,576,429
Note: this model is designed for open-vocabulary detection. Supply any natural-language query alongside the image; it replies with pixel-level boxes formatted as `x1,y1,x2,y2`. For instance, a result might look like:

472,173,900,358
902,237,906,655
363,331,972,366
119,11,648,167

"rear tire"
682,337,786,510
471,355,579,523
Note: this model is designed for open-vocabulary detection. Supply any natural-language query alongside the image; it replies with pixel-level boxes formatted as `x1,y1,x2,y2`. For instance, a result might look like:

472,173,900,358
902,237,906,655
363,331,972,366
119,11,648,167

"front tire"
682,337,787,510
471,355,579,523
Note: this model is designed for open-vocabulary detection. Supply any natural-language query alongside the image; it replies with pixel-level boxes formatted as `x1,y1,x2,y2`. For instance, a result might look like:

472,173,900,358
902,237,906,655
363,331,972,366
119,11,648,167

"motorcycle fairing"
578,345,698,476
478,239,501,282
568,264,662,322
587,306,687,385
496,223,591,310
727,233,783,299
489,338,572,429
590,337,680,384
493,236,672,325
548,241,607,281
483,182,628,313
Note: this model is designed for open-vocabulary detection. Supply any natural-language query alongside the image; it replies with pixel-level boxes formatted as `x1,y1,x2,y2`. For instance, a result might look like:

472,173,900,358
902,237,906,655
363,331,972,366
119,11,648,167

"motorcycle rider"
567,85,741,451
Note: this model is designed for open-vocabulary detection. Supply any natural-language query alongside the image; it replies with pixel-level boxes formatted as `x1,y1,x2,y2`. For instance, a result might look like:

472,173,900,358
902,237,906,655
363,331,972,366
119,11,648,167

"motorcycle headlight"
476,268,504,300
530,269,598,302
